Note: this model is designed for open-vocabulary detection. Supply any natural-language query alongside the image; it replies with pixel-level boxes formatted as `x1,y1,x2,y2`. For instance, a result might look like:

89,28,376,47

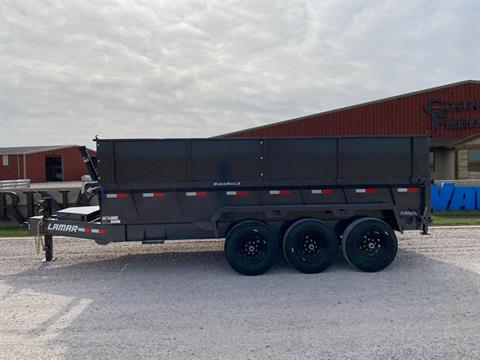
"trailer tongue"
30,136,430,275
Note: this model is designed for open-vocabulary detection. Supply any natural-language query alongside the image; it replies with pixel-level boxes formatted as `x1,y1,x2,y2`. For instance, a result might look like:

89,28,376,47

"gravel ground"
1,228,479,360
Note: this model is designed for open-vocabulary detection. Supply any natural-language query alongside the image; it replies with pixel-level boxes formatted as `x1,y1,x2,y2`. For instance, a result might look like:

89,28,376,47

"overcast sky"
0,0,479,148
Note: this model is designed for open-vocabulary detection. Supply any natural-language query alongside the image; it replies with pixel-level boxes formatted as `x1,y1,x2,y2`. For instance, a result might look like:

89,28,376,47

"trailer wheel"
283,219,337,274
224,221,278,276
342,218,397,272
334,216,366,240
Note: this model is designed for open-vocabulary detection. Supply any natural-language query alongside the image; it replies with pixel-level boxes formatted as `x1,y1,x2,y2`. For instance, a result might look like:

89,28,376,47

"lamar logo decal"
47,223,78,233
425,98,480,131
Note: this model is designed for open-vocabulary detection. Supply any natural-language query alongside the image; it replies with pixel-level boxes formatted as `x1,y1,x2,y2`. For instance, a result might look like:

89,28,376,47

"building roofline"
219,79,480,137
0,145,96,155
445,133,480,148
430,133,480,149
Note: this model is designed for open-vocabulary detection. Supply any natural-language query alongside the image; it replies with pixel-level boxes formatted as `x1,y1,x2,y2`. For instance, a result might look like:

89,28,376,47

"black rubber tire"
224,220,278,276
283,219,338,274
342,218,398,272
333,216,366,240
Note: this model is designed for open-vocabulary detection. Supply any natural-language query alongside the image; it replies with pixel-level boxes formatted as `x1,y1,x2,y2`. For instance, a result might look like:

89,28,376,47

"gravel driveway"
1,228,479,359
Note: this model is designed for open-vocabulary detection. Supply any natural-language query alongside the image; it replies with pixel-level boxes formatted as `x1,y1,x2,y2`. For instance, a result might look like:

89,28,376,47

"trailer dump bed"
97,136,428,233
97,137,428,189
31,136,430,275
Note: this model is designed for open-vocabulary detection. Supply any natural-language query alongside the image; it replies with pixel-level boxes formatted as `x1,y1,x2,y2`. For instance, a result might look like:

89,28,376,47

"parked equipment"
30,136,430,275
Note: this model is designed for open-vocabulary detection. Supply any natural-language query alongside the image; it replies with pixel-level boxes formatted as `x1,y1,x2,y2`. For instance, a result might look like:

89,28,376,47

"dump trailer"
30,136,430,275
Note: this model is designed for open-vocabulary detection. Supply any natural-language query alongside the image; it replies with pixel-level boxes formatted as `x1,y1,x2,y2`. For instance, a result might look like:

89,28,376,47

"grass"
0,227,29,238
431,210,480,226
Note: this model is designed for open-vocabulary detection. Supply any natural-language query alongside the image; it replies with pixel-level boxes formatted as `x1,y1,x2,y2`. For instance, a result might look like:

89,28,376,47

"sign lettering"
0,190,94,225
425,98,480,131
431,183,480,210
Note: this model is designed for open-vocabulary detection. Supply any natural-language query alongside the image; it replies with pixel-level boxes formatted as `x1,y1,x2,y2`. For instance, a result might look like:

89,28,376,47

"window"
468,149,480,172
45,156,63,181
429,152,435,172
2,155,8,166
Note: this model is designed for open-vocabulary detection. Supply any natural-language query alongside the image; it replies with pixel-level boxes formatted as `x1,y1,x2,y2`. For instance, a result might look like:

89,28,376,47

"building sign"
0,190,94,225
431,183,480,210
425,98,480,131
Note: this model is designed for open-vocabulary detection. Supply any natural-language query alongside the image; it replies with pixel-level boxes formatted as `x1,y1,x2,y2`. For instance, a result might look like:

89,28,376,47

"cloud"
0,0,478,147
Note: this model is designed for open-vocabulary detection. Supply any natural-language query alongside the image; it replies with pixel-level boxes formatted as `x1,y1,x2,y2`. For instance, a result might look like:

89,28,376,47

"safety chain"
34,220,44,254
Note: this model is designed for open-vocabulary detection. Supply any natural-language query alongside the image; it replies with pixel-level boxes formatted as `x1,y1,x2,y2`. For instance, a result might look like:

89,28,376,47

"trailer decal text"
47,223,106,235
213,182,241,186
47,223,78,232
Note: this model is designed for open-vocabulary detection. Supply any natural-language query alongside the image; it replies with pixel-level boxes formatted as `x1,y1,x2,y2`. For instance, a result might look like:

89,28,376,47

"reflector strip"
77,227,106,235
398,187,417,193
269,190,290,195
106,193,128,199
102,216,118,221
186,191,207,197
143,192,165,198
226,191,248,196
355,188,376,193
311,189,333,194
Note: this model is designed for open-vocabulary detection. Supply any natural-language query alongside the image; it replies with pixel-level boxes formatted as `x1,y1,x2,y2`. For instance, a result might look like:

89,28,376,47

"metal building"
223,80,480,180
0,145,96,183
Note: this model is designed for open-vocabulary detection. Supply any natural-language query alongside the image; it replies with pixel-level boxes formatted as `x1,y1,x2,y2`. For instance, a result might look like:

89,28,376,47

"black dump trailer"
30,136,430,275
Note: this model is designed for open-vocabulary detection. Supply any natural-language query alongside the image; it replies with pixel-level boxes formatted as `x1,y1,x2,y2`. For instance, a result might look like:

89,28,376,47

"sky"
0,0,479,148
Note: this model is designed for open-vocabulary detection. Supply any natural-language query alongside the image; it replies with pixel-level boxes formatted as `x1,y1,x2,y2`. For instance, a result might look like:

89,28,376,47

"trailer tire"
283,219,337,274
342,218,397,272
225,221,278,276
334,216,366,240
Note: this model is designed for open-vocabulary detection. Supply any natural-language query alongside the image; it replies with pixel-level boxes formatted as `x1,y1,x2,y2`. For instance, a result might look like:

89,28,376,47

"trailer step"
142,240,165,244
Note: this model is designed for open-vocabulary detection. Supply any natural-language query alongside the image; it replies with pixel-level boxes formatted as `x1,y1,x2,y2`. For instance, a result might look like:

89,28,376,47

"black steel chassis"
29,197,429,262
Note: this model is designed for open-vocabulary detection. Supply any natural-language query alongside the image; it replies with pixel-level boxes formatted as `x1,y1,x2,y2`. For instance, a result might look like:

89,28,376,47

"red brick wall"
0,147,96,182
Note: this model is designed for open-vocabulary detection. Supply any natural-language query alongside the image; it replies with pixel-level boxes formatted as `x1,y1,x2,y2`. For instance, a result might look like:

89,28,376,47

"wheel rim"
238,233,267,261
295,231,326,262
358,230,388,257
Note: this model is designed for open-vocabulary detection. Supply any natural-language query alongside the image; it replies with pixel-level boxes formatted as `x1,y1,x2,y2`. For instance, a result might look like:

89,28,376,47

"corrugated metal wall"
25,147,96,182
226,81,480,138
0,147,96,182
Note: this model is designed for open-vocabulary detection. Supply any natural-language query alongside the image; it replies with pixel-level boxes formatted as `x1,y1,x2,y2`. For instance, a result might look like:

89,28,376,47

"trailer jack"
420,207,430,235
37,197,56,262
43,234,55,262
